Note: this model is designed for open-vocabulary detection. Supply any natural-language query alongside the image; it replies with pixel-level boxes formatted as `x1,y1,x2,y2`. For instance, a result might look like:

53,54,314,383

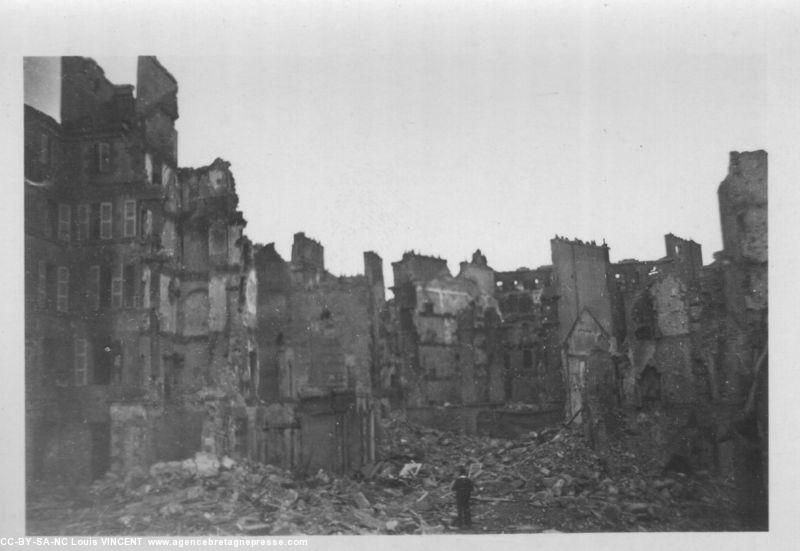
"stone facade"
25,57,256,483
386,250,504,414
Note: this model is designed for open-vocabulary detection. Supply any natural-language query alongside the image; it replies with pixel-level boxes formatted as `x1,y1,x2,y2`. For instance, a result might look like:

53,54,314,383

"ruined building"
383,250,502,432
251,233,382,473
25,57,257,483
550,237,616,423
493,265,561,410
25,56,386,484
550,152,767,500
382,249,567,436
24,56,767,504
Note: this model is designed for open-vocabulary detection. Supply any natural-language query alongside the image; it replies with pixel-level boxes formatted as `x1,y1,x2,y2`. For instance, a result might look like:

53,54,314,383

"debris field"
27,413,741,535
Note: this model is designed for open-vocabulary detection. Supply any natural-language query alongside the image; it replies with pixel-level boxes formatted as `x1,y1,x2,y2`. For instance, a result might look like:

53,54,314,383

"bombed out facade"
24,57,767,529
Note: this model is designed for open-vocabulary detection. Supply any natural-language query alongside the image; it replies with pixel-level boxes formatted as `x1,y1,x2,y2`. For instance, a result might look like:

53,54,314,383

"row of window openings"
495,278,548,290
38,137,167,185
42,338,115,387
37,262,143,312
50,341,251,390
46,202,228,255
44,201,149,242
35,138,113,173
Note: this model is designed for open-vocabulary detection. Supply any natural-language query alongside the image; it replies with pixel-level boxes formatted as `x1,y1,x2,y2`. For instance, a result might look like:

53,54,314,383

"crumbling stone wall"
665,233,703,282
718,151,768,331
387,251,506,411
392,252,450,287
652,273,689,338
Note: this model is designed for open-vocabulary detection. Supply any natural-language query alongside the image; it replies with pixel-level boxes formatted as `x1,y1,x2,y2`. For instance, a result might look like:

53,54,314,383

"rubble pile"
372,412,739,532
27,413,740,535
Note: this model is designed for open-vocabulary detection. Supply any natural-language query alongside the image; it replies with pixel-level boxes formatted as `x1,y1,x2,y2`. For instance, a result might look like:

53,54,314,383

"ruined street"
23,51,769,537
27,410,756,535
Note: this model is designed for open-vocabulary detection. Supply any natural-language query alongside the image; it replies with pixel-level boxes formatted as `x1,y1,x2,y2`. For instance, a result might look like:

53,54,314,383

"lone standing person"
451,466,475,528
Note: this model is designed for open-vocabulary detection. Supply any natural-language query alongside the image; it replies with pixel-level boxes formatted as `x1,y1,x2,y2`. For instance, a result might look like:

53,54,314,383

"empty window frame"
523,349,534,371
145,153,153,184
111,264,122,309
41,200,53,238
74,338,88,386
100,202,112,239
88,265,100,310
37,260,46,308
97,142,111,173
152,161,163,186
99,265,112,308
141,208,153,237
123,200,136,238
56,266,69,312
58,204,71,242
76,204,90,241
209,224,227,256
123,264,136,308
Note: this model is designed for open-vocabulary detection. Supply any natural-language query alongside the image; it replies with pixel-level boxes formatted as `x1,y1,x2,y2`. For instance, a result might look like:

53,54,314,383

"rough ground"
27,412,744,535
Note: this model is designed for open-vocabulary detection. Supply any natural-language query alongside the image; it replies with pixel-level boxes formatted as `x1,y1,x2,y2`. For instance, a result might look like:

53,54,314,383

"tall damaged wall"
253,236,380,473
551,238,614,345
256,242,376,399
494,266,563,411
718,151,768,323
388,251,506,411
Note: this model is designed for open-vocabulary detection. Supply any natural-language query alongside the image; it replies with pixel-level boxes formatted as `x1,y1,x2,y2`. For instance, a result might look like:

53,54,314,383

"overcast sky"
23,3,772,280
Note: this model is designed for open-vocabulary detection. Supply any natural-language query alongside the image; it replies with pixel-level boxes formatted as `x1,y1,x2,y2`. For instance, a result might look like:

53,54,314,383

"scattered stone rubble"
27,413,741,535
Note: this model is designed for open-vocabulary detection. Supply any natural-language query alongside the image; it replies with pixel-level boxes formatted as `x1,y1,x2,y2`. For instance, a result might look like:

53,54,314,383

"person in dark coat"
451,465,475,528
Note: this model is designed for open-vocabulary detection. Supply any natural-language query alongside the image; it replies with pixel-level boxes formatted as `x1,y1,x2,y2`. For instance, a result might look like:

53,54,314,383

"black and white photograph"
6,0,799,547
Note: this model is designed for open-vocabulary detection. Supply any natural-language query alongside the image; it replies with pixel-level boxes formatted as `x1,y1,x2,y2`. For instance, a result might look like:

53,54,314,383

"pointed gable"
564,308,610,355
